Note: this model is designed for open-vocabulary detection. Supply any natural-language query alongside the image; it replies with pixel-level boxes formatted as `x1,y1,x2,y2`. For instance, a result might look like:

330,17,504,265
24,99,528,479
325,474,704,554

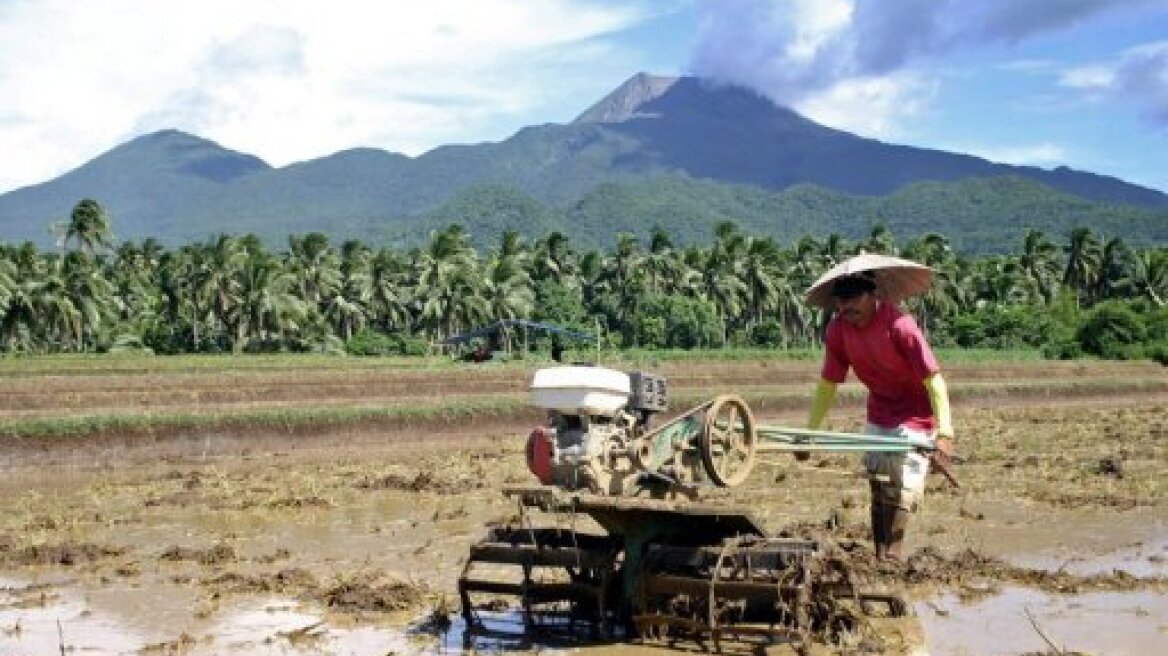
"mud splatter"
2,542,124,567
319,572,432,613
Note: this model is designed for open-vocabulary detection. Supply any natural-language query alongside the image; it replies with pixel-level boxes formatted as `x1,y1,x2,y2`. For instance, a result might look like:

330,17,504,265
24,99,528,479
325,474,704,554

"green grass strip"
0,395,531,440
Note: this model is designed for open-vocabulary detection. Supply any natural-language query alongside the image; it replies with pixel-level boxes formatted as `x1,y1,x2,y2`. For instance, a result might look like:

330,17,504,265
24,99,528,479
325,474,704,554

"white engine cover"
530,366,631,416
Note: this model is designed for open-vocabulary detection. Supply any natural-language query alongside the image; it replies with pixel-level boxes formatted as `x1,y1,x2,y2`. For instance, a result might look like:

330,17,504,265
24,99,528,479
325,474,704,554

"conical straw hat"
805,253,933,308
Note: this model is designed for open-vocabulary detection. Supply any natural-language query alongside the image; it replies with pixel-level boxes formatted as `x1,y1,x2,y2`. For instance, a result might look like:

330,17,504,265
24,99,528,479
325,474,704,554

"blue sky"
1,0,1166,196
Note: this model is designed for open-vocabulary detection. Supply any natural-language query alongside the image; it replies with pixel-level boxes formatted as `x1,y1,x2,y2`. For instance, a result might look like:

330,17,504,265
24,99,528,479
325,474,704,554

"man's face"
835,291,877,326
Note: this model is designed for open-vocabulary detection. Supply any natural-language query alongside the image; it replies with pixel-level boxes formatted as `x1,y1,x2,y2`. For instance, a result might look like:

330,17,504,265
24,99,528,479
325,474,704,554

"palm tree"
902,233,962,332
700,224,750,345
819,233,851,270
1,260,53,351
740,236,782,327
972,256,1028,306
110,239,165,328
1019,229,1060,305
643,226,686,296
861,222,897,255
288,232,341,308
26,264,81,351
483,251,535,348
532,231,577,288
59,251,118,350
201,235,246,349
369,249,412,332
785,236,824,343
1131,248,1167,307
603,233,648,344
1094,236,1133,302
0,254,16,313
578,249,606,310
61,198,114,255
413,225,483,339
1063,227,1101,306
233,252,305,351
1,285,41,351
497,230,529,264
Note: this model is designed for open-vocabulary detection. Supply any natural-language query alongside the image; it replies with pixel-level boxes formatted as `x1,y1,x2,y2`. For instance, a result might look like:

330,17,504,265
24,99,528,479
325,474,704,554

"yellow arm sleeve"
923,372,954,438
807,378,838,430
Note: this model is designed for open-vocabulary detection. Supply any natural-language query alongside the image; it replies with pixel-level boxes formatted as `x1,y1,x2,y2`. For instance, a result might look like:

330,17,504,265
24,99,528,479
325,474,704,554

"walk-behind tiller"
458,365,931,652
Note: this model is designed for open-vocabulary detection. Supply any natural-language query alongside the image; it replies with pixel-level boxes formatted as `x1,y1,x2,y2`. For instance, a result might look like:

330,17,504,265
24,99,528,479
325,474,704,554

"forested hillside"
410,175,1168,254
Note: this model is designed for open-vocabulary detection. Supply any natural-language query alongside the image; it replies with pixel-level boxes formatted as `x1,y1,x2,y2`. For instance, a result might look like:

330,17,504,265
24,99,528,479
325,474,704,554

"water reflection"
0,579,424,656
4,571,1166,655
919,587,1168,655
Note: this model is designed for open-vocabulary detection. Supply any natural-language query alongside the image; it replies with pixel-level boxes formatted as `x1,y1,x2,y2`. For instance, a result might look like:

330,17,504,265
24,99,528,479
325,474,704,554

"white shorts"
862,424,933,511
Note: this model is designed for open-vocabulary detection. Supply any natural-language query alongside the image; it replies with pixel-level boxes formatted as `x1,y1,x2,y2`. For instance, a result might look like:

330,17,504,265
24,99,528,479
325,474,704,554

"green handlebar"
754,425,935,452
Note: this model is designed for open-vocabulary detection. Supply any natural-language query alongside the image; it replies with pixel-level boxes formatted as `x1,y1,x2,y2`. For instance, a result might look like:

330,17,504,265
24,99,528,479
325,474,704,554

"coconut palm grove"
1,198,1165,361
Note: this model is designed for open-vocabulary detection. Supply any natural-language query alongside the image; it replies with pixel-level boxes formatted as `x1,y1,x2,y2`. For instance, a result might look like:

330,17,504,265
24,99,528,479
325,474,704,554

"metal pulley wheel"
700,394,757,486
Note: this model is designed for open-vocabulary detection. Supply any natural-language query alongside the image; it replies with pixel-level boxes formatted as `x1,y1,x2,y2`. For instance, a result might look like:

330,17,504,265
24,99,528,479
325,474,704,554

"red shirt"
821,302,940,431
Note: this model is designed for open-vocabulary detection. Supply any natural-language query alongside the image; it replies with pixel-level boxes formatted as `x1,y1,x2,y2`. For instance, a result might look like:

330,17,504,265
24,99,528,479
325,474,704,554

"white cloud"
0,0,649,192
795,73,937,140
951,142,1068,166
1112,40,1168,124
1060,65,1115,89
783,0,852,64
1056,40,1168,124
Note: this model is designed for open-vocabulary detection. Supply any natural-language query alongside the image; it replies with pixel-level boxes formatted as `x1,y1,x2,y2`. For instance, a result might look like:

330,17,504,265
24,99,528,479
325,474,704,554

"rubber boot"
869,503,886,559
886,507,910,561
869,483,887,560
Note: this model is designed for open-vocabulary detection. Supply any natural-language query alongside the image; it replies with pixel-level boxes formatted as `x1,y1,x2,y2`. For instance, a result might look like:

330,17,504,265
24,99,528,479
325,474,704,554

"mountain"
0,130,270,242
1,73,1166,251
574,74,1168,205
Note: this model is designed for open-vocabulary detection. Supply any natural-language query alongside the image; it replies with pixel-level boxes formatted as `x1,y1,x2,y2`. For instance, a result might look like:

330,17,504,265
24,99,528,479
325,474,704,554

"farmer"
805,267,955,561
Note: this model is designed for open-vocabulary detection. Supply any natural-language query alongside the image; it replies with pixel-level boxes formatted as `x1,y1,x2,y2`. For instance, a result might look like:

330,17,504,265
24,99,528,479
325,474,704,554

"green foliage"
346,329,397,356
422,185,562,250
3,201,1167,365
346,330,428,356
634,295,722,349
532,280,589,328
1146,341,1168,366
951,305,1052,349
396,334,430,357
1076,301,1148,359
1144,305,1168,342
749,319,786,347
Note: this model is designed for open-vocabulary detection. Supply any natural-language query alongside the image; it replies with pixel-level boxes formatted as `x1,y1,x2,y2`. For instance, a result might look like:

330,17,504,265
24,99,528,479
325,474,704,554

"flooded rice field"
0,359,1165,654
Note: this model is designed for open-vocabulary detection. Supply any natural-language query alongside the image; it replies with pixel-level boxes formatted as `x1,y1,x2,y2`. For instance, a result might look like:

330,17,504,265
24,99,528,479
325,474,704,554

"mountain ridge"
1,72,1165,250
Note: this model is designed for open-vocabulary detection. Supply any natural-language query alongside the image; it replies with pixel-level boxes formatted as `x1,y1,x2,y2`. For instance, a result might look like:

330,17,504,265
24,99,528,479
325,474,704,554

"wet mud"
0,360,1165,654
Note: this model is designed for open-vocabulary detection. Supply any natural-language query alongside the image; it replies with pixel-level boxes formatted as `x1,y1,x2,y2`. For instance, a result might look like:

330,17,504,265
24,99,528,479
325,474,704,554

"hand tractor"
458,365,932,652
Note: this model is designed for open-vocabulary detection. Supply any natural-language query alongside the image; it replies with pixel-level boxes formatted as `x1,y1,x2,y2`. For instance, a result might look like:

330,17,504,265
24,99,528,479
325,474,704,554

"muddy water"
5,581,1164,655
916,527,1168,655
3,531,1165,655
0,580,423,655
920,587,1168,655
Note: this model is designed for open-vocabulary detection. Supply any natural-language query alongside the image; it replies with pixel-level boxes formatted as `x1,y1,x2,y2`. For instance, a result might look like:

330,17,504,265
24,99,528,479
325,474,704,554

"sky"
1,0,1166,196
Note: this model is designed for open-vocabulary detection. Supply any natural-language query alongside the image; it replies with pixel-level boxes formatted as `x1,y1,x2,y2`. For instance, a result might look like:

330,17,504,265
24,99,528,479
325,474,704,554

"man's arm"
808,378,838,430
923,372,959,487
922,372,953,441
797,378,839,461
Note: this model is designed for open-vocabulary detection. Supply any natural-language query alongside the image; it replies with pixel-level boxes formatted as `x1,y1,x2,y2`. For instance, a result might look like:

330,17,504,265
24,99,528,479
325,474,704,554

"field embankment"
1,353,1164,445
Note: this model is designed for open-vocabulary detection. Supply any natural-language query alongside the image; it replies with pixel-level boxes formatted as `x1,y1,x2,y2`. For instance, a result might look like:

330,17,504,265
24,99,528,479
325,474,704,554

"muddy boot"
870,504,887,559
886,507,910,561
869,487,888,560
